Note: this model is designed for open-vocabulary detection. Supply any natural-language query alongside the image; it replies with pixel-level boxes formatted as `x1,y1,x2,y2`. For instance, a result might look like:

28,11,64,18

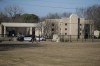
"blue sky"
0,0,100,17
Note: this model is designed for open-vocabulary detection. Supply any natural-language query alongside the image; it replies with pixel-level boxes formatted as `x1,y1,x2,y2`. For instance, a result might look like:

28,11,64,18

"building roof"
1,22,38,27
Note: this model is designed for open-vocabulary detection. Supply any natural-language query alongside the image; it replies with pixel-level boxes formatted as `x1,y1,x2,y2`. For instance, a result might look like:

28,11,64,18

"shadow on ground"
0,43,44,51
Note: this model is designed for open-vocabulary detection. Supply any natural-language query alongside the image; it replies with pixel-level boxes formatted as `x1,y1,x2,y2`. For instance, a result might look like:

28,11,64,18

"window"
65,33,67,35
52,23,54,26
80,24,82,28
52,28,54,31
65,23,67,26
80,33,81,35
65,28,67,30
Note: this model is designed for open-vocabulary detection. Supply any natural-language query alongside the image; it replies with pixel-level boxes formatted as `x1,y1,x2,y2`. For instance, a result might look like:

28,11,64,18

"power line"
28,4,77,10
32,0,67,4
33,0,100,6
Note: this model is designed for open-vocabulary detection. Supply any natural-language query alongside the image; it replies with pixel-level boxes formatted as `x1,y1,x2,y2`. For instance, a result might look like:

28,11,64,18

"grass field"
0,41,100,66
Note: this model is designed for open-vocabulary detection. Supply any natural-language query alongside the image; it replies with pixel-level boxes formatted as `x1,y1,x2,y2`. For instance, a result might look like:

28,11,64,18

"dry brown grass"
0,41,100,66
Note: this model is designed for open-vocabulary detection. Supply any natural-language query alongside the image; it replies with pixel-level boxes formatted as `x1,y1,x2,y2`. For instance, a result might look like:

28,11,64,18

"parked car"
17,34,46,41
17,34,24,41
36,36,46,41
24,35,32,41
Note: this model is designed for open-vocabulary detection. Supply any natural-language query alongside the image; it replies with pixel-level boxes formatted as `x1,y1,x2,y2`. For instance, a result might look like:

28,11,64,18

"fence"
59,35,100,42
0,34,100,42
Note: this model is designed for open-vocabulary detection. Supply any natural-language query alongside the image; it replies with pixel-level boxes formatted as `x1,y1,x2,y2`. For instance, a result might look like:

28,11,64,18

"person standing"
32,31,35,43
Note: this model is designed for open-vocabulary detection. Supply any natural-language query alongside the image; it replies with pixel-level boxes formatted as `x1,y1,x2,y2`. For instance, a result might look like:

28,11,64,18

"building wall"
42,14,92,39
80,18,85,39
59,18,70,35
69,14,78,39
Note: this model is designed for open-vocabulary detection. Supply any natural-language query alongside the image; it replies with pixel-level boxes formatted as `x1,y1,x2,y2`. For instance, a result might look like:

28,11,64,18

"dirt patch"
0,42,100,66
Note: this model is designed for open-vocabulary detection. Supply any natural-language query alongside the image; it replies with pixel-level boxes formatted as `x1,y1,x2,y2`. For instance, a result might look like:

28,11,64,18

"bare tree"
85,5,100,30
36,22,44,36
4,5,23,22
43,20,52,38
60,12,71,17
40,12,71,22
76,8,86,18
42,19,59,38
0,11,9,22
46,13,60,19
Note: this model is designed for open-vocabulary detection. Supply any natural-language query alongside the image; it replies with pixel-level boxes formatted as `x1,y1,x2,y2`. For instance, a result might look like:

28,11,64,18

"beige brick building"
42,14,93,39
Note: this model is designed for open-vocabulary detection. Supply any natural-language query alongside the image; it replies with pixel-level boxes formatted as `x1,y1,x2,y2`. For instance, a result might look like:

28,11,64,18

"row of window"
52,30,82,35
52,28,82,31
60,28,67,30
59,33,67,35
52,28,67,31
60,23,67,26
60,33,82,35
52,23,67,26
52,23,82,26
